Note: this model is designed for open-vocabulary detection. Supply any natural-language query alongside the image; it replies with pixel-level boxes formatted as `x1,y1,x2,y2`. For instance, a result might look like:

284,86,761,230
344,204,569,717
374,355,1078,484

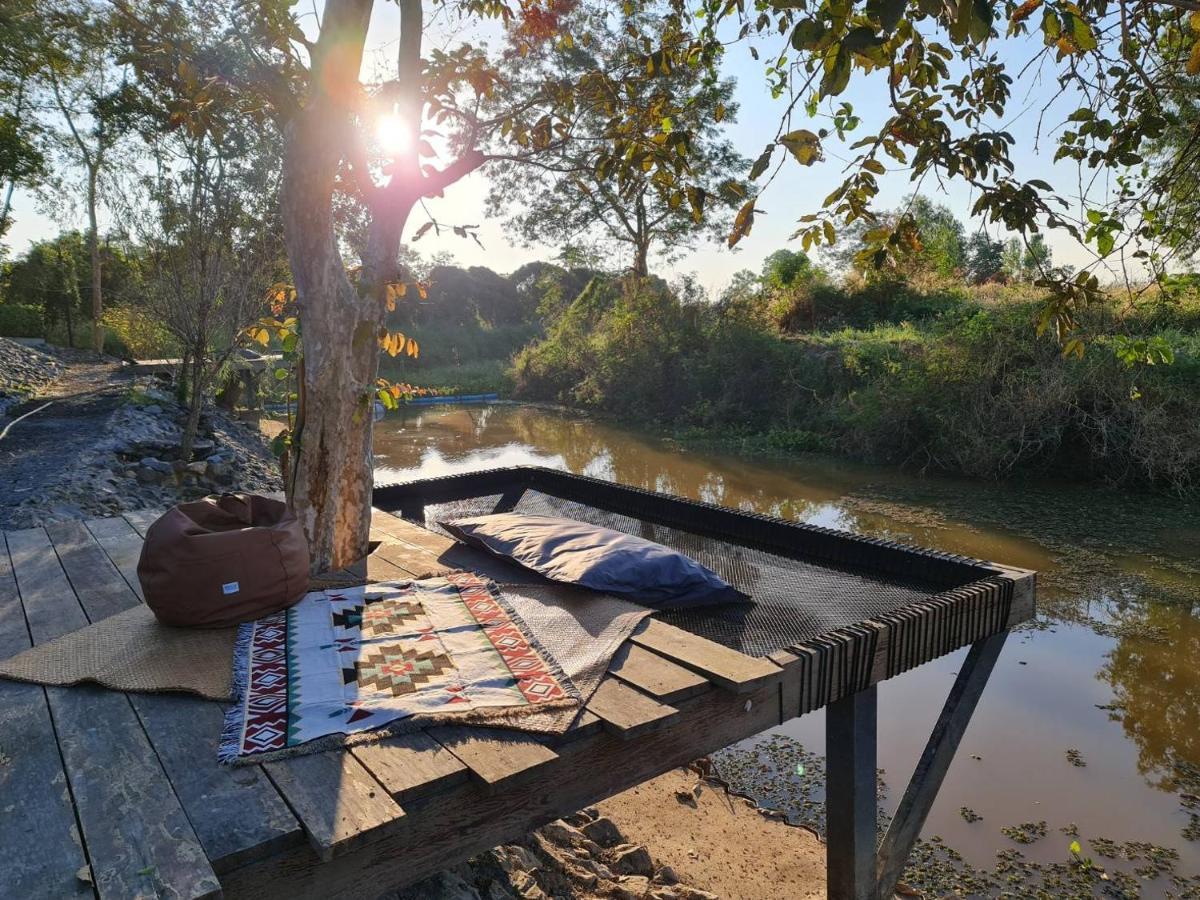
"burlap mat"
0,604,240,699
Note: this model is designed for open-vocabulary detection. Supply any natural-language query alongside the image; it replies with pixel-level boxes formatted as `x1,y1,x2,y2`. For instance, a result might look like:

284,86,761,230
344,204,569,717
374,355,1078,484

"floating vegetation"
1066,748,1087,768
1002,821,1048,845
710,734,1200,899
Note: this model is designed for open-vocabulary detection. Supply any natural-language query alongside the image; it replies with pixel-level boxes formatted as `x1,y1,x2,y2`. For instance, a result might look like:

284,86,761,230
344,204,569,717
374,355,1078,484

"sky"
4,3,1111,299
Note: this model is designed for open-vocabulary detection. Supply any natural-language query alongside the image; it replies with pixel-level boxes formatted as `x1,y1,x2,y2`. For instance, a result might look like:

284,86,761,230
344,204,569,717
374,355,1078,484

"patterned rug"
220,573,580,763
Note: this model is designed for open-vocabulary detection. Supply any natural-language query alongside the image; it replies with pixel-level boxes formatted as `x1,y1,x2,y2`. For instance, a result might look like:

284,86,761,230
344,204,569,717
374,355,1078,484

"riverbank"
506,274,1200,496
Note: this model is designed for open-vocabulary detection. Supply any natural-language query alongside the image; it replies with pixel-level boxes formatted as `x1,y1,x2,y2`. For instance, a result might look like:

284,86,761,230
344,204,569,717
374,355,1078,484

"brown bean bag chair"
138,493,310,627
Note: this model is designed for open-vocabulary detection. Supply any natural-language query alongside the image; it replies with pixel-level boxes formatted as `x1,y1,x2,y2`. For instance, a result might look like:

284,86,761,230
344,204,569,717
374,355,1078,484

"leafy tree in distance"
487,4,748,277
965,232,1005,283
0,0,48,241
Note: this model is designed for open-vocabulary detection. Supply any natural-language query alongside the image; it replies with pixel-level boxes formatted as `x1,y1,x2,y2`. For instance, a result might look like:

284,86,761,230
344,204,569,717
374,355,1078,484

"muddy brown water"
375,403,1200,887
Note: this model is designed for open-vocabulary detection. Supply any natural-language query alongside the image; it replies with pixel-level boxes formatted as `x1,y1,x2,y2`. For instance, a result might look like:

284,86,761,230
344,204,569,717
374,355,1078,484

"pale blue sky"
5,4,1106,296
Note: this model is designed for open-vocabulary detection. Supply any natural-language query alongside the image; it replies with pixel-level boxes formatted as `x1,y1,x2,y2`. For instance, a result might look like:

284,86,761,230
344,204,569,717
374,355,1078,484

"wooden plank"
47,519,139,621
351,731,469,805
80,516,304,874
263,751,405,862
132,693,303,874
370,508,457,555
875,631,1008,898
9,526,221,900
630,618,782,693
585,677,679,739
85,516,145,600
367,534,453,578
121,507,162,537
0,533,92,900
222,679,782,899
6,527,89,642
432,725,559,793
826,686,878,900
549,709,605,746
609,641,710,704
769,649,802,722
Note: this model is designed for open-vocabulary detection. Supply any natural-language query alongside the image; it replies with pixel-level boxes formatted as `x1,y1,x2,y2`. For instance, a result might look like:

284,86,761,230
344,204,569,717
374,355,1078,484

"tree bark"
180,350,205,462
280,0,378,572
87,165,103,353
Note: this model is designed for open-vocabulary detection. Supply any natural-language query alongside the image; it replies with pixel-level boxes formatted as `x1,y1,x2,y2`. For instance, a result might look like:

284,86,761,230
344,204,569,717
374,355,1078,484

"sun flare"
375,114,411,154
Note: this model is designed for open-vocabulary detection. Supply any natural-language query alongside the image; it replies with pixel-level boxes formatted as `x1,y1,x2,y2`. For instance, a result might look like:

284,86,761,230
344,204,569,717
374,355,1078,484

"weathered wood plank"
10,526,221,900
222,680,782,899
85,516,145,600
81,517,304,874
47,519,139,621
6,527,89,642
367,534,453,579
630,618,782,693
132,693,304,874
370,508,457,556
351,731,470,805
875,631,1008,898
609,641,710,704
432,725,559,793
263,751,405,862
121,507,162,537
826,686,878,900
768,649,802,723
586,677,679,739
0,533,92,900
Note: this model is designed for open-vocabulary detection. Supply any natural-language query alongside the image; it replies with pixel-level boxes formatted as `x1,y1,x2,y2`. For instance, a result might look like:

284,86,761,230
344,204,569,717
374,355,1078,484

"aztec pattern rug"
220,573,580,763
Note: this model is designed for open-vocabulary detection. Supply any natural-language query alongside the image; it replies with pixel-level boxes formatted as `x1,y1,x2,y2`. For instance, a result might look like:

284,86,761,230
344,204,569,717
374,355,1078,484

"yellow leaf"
1188,39,1200,76
407,338,419,358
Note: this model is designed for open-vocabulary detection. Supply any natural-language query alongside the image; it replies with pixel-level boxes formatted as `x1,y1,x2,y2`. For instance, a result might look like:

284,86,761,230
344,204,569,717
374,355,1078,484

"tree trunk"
279,0,377,572
87,165,103,353
633,194,649,277
181,351,205,462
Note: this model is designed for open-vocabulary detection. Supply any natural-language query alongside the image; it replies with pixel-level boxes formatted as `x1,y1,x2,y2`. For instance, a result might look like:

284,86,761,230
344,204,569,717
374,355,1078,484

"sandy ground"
598,768,827,899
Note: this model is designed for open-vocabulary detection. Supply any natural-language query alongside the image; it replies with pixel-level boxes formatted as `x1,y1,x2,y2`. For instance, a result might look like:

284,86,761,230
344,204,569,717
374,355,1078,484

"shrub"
0,304,43,337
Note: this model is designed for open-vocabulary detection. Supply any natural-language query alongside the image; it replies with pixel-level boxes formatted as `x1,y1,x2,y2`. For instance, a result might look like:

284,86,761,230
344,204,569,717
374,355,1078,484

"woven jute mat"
0,571,386,701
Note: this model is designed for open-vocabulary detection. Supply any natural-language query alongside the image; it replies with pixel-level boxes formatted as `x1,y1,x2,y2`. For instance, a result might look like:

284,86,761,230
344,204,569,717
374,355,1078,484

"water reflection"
374,403,1200,881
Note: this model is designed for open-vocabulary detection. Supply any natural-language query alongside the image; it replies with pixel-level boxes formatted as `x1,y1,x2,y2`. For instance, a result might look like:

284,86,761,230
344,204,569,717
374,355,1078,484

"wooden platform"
0,508,1035,900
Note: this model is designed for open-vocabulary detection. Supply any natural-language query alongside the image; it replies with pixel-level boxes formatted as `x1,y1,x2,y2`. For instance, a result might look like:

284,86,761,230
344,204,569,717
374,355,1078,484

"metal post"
826,685,879,900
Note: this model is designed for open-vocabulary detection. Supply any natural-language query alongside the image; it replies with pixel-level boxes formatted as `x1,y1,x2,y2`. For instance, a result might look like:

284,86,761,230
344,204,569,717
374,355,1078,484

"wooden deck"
0,508,1035,900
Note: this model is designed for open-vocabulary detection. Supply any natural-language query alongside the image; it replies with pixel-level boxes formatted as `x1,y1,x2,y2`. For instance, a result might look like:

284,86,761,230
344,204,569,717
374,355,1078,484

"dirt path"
0,356,131,529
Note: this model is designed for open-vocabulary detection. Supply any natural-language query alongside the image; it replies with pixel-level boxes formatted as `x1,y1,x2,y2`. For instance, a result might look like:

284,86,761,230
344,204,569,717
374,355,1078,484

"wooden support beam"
874,631,1008,898
826,686,878,900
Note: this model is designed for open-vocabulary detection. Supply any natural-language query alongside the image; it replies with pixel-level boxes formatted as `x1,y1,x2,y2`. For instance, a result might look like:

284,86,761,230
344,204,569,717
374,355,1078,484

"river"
374,402,1200,895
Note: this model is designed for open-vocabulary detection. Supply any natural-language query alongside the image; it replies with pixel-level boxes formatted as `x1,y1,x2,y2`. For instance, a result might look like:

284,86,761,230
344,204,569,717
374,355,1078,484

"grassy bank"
510,274,1200,494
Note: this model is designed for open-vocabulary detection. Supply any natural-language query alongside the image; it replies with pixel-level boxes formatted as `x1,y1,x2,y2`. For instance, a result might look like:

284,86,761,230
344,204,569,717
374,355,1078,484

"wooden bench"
0,507,1034,900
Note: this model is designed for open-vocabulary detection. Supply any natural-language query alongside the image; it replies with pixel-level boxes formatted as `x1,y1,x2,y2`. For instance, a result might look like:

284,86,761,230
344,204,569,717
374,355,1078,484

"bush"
512,277,1200,495
100,306,180,359
0,304,43,337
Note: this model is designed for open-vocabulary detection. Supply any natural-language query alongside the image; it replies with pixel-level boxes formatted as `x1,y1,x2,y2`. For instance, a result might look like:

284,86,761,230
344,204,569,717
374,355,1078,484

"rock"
392,869,482,900
537,820,586,848
654,866,679,885
185,460,208,476
650,887,718,900
612,875,652,899
580,816,623,848
136,466,164,485
611,844,654,877
140,456,174,475
190,439,215,459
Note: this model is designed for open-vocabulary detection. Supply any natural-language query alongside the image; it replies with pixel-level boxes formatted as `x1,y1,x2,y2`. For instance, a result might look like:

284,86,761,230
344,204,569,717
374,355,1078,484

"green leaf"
1097,230,1114,256
1069,841,1082,855
791,19,826,51
1086,209,1103,225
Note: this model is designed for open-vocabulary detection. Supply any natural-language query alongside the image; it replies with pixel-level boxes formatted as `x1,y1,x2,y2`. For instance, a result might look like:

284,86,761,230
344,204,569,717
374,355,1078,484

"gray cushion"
439,513,750,609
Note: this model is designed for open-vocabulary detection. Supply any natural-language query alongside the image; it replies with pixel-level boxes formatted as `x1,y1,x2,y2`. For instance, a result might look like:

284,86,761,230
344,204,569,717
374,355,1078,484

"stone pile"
0,337,65,420
393,808,717,900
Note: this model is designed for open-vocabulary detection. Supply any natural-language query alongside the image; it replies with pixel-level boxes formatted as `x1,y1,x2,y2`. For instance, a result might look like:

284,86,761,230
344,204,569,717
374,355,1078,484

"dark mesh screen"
422,489,952,658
